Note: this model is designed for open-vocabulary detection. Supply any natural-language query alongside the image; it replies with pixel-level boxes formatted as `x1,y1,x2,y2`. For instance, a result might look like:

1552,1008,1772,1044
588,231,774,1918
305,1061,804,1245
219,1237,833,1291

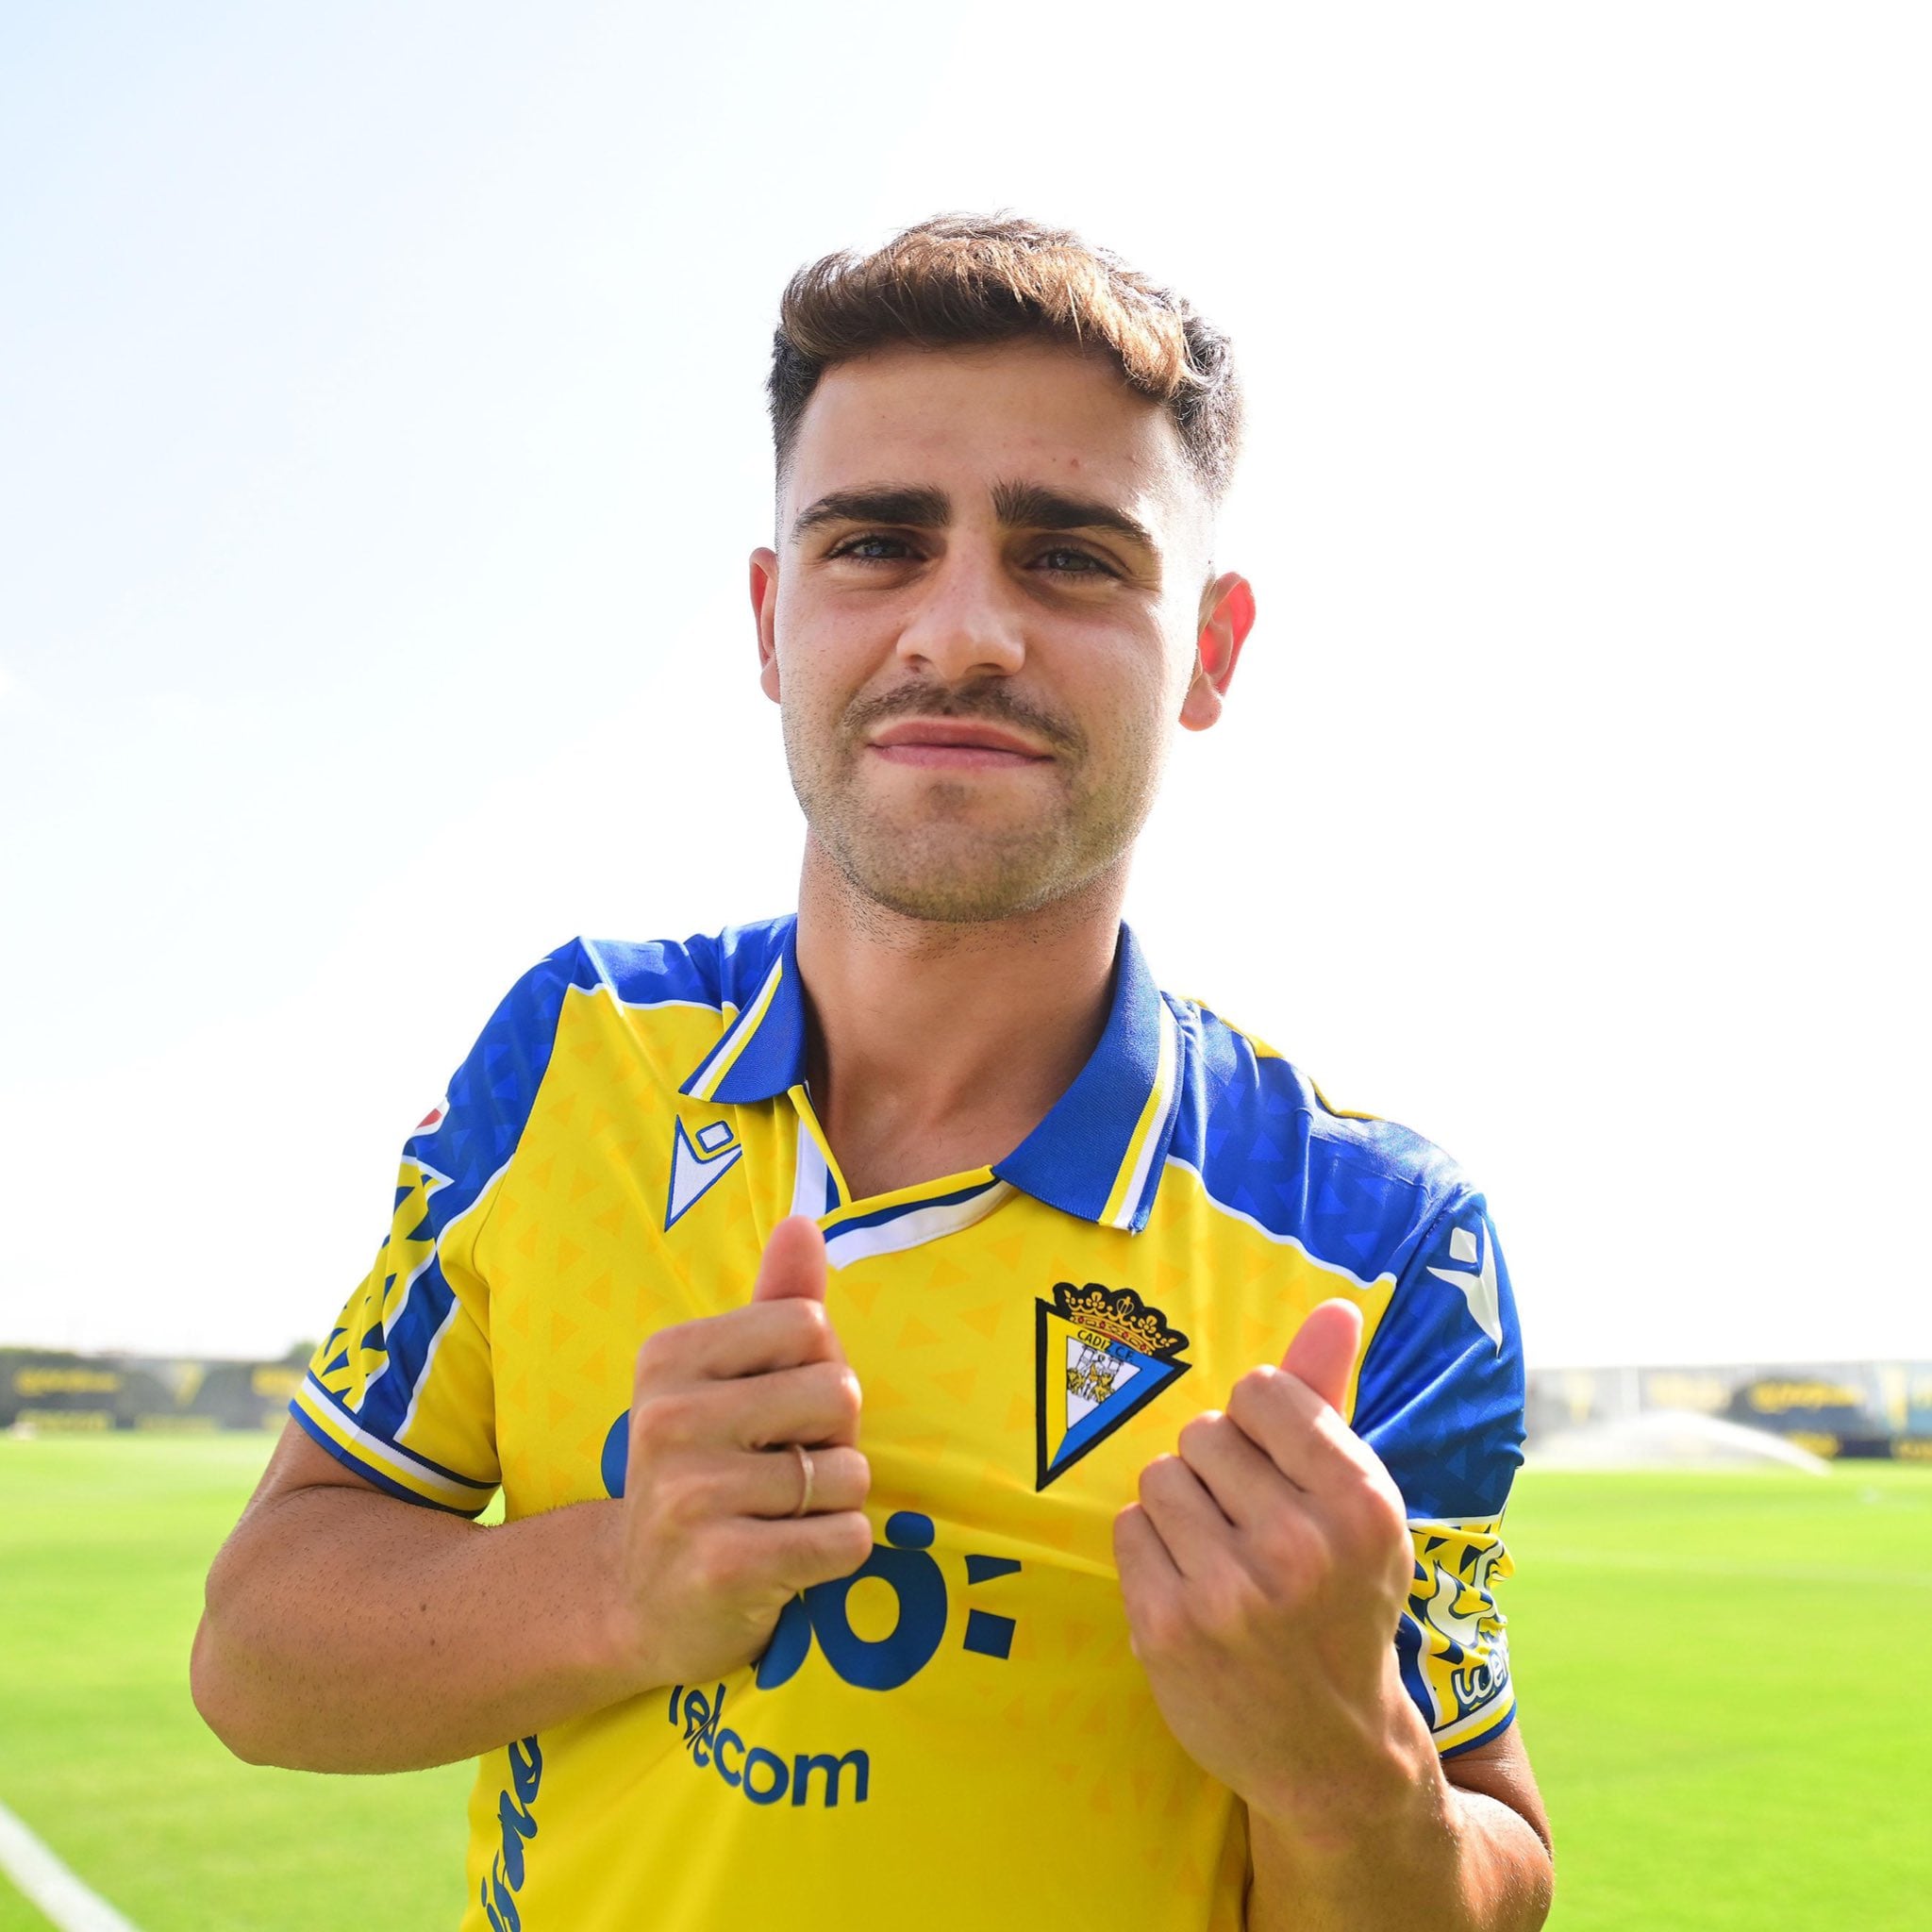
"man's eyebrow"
790,478,1159,555
791,486,951,542
991,479,1157,552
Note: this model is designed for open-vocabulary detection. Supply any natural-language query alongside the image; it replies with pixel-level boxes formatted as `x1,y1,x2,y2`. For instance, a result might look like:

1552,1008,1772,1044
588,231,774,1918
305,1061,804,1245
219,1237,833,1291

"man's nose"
892,548,1026,683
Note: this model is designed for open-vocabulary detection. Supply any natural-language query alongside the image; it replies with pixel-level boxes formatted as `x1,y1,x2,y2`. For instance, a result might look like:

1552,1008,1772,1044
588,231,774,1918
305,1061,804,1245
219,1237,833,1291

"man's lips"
865,717,1056,769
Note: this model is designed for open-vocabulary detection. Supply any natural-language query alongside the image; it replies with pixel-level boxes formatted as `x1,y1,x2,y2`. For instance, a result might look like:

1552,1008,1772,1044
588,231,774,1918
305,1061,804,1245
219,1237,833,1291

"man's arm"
1246,1724,1552,1931
192,1424,638,1772
192,1220,870,1774
1115,1301,1553,1931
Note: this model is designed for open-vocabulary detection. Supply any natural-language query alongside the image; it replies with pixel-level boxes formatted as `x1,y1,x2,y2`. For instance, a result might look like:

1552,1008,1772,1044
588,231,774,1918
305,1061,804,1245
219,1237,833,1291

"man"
192,213,1554,1930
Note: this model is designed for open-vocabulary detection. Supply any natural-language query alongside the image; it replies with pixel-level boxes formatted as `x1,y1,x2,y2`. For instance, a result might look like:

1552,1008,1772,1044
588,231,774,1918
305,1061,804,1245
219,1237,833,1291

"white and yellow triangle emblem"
665,1117,742,1229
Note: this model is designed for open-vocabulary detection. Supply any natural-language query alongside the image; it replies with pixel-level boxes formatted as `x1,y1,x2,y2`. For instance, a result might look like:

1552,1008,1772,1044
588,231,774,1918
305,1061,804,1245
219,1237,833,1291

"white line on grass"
0,1800,142,1932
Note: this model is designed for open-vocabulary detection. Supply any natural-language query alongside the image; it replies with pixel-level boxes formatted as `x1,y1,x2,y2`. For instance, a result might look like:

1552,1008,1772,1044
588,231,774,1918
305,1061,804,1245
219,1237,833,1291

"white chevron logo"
1426,1218,1503,1349
665,1117,742,1229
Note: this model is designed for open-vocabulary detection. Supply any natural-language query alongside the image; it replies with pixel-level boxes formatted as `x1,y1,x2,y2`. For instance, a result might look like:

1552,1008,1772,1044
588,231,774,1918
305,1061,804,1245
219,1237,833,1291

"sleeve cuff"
290,1376,497,1517
1435,1691,1518,1758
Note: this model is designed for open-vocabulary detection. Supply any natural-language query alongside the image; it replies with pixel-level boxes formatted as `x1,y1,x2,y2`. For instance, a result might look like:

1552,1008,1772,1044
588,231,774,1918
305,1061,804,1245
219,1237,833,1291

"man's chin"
844,871,1058,925
825,835,1081,927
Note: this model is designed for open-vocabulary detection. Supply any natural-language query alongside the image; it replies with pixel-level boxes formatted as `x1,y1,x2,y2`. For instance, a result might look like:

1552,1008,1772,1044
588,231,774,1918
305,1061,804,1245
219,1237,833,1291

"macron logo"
666,1118,742,1229
1426,1219,1503,1350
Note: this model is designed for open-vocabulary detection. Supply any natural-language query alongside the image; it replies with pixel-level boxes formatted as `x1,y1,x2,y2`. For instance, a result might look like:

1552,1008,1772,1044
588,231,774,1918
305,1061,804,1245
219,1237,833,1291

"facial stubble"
783,682,1161,926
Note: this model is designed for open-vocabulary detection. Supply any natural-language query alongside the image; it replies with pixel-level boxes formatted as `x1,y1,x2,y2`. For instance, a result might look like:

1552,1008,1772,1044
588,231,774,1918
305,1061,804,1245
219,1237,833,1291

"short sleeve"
289,944,590,1514
1352,1186,1526,1757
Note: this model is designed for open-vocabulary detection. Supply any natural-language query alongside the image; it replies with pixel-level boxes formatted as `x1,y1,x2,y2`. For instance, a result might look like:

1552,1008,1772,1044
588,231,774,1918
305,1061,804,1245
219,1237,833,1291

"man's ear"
750,548,781,703
1179,573,1256,732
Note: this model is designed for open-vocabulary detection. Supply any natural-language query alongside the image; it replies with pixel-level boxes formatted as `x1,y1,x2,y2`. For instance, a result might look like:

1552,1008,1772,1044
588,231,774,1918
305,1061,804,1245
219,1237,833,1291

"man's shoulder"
458,918,792,1083
451,912,786,1016
1165,991,1472,1275
568,915,792,1013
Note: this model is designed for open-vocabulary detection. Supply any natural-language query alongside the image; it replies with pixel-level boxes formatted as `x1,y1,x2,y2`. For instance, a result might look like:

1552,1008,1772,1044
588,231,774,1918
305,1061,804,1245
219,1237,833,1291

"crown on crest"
1053,1282,1188,1359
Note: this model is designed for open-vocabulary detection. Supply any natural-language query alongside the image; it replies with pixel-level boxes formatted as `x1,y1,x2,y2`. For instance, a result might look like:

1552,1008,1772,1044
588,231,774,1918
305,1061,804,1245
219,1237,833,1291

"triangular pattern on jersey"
1035,1281,1191,1490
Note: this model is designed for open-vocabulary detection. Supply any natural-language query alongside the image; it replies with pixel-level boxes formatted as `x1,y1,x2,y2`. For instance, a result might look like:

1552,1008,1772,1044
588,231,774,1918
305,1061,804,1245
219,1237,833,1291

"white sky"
2,3,1926,1370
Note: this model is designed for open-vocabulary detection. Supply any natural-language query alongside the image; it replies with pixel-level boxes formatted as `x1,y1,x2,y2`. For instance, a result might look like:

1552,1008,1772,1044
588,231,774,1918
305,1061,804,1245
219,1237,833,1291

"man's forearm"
192,1486,641,1774
1247,1764,1554,1932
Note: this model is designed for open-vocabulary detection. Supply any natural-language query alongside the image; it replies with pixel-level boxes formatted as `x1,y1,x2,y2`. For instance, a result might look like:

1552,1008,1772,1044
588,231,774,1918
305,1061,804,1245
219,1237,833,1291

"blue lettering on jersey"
669,1682,871,1808
602,1422,1022,1807
480,1734,542,1931
600,1423,1025,1692
756,1510,1021,1690
758,1510,945,1690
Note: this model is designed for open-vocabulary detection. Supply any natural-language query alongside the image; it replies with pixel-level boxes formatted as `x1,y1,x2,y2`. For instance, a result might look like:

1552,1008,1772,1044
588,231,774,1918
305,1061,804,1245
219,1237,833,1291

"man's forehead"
784,341,1199,533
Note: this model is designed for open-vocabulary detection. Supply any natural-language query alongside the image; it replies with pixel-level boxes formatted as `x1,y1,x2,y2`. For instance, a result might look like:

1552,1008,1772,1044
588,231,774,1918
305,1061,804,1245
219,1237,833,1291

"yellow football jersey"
294,918,1524,1931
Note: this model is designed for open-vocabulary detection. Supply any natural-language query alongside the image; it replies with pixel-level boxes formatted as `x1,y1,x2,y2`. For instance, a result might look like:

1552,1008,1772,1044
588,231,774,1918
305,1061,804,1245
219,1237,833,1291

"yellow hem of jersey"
292,1377,486,1511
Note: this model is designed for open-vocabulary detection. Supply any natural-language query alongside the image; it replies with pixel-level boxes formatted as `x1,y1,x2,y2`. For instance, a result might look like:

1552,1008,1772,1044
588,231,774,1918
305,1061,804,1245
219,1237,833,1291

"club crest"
1034,1281,1190,1491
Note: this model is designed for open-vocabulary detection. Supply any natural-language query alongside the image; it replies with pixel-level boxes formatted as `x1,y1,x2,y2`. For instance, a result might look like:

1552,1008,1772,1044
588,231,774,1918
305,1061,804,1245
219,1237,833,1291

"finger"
1112,1501,1180,1641
1280,1298,1362,1413
641,1359,862,1455
647,1442,868,1523
1134,1453,1235,1581
635,1298,841,1391
751,1215,829,1305
741,1510,878,1593
1175,1408,1292,1523
741,1443,871,1521
643,1444,869,1527
1226,1361,1386,1495
715,1358,863,1450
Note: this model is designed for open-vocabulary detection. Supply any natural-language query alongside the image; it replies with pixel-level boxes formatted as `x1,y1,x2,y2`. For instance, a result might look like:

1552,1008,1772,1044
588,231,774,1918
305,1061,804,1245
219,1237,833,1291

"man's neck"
793,842,1126,1203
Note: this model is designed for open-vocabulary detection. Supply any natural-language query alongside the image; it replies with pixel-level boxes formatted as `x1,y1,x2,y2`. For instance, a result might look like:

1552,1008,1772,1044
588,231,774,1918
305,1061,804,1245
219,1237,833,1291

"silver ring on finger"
788,1441,815,1518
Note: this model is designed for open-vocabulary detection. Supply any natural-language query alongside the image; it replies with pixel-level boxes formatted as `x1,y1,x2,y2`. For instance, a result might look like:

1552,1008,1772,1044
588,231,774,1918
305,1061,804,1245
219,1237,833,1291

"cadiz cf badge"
1035,1282,1191,1491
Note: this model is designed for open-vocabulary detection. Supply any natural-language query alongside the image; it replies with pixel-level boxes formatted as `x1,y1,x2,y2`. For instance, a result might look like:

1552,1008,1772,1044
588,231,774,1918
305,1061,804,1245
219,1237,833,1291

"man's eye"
1035,547,1111,576
826,533,914,563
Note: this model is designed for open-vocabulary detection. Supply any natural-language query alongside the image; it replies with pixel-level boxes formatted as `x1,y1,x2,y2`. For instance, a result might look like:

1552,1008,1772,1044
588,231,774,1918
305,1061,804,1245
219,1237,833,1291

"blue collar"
677,917,1182,1232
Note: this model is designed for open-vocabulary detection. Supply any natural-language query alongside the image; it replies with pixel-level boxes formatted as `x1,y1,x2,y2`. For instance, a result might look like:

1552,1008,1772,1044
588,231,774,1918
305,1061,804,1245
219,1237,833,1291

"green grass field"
1,1435,1927,1930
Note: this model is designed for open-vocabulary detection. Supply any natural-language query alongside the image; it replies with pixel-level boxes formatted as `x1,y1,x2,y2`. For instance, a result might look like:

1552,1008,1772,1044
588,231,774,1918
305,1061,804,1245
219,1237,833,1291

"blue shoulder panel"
709,915,792,1004
1167,1007,1460,1283
581,931,723,1008
1353,1190,1526,1521
346,941,592,1444
581,917,799,1016
1163,1005,1522,1516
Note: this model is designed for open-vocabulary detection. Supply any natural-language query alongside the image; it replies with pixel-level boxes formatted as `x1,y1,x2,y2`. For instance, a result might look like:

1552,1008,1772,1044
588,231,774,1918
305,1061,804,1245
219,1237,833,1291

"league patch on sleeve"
1397,1517,1516,1754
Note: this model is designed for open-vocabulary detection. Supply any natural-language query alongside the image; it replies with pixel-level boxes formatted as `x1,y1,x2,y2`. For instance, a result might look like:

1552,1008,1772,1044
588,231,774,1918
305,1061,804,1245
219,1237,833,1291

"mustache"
841,679,1084,756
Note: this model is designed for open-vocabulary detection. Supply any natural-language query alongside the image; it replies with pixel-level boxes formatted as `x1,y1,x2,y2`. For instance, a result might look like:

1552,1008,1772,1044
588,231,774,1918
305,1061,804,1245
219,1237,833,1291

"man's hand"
602,1215,874,1692
1113,1299,1432,1837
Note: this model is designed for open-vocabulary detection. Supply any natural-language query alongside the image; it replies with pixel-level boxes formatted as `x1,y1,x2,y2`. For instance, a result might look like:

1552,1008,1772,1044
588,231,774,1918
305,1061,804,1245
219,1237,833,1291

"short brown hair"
769,211,1242,506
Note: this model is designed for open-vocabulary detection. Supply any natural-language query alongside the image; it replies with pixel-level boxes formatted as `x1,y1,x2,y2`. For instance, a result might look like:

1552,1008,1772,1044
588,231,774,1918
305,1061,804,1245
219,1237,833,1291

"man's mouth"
865,718,1056,770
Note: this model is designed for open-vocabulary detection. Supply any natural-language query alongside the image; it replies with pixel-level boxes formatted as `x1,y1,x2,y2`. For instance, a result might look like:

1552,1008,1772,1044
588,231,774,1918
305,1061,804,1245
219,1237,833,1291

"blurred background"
2,5,1927,1930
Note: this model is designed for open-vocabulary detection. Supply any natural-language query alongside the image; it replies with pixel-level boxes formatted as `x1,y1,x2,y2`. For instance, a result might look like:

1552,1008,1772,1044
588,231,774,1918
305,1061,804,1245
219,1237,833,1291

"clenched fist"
599,1216,874,1692
1114,1299,1429,1834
